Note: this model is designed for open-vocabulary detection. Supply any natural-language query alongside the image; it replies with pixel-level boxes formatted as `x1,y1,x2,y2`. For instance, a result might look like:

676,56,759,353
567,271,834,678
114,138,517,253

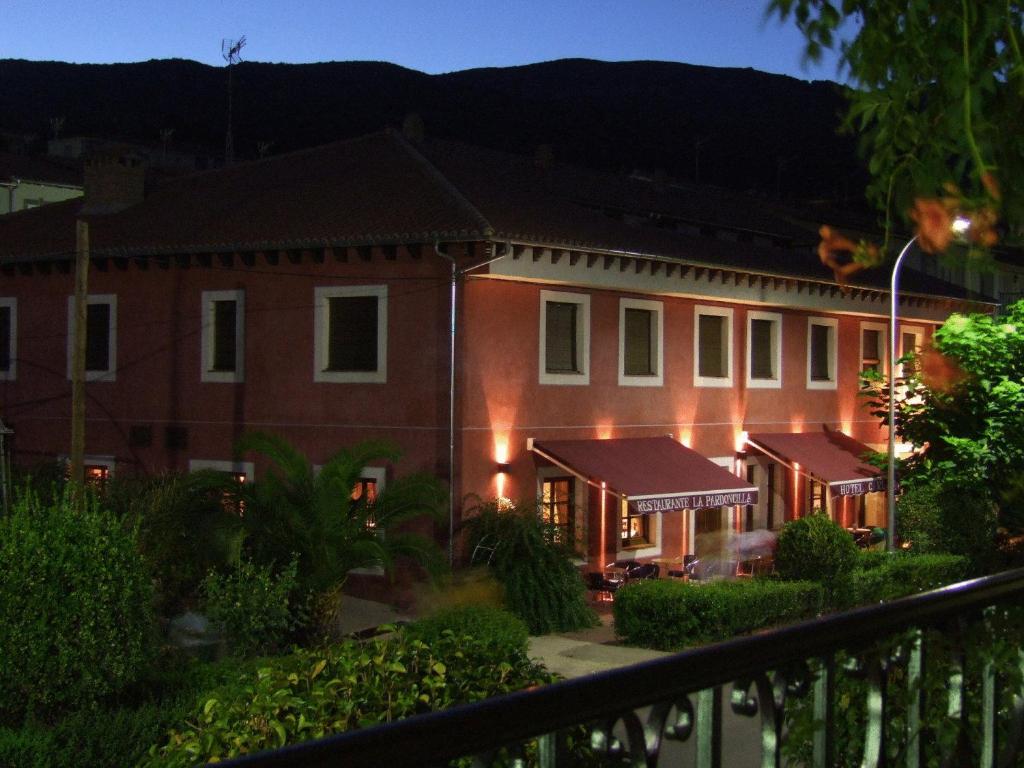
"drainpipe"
435,242,509,565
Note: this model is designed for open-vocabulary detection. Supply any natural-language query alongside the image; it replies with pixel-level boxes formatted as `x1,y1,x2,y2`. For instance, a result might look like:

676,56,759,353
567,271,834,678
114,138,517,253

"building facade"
0,131,990,572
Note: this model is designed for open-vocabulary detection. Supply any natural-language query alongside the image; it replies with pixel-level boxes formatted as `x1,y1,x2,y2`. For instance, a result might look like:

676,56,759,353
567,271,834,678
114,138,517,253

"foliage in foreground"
0,487,156,723
142,631,559,767
613,578,824,651
461,499,599,635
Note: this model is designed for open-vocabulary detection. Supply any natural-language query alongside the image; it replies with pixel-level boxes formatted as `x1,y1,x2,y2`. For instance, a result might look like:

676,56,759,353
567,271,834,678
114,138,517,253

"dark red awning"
746,429,884,496
530,436,758,513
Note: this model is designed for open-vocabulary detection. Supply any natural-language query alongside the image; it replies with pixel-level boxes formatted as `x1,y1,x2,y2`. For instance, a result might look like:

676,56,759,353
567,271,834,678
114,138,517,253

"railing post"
537,732,556,768
981,657,996,768
906,630,926,768
696,686,722,768
813,655,835,768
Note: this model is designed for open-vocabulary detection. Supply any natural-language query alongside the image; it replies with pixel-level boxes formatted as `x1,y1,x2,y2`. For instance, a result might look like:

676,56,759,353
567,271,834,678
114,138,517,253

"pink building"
0,132,989,573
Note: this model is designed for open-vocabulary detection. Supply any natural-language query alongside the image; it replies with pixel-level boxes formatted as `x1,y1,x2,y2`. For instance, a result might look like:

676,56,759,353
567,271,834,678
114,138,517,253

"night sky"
2,0,848,81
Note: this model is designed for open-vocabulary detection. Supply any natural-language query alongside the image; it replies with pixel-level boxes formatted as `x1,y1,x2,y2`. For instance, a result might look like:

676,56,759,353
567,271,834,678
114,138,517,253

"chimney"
81,147,146,214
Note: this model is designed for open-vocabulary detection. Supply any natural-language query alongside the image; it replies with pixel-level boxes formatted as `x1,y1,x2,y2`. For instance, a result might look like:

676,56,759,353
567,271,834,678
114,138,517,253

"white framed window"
618,297,664,387
746,310,782,389
859,321,887,379
539,290,590,385
350,466,387,575
900,325,925,379
806,317,838,390
189,459,255,482
0,297,16,381
537,467,587,556
201,289,245,383
694,305,734,387
314,285,387,383
66,294,117,381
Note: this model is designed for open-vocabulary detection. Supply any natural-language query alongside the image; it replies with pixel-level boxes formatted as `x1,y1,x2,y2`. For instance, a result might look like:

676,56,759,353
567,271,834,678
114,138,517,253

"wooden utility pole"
69,219,89,489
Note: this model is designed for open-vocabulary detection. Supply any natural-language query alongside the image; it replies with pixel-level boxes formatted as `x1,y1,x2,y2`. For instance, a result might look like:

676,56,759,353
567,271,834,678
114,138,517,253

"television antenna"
221,36,246,164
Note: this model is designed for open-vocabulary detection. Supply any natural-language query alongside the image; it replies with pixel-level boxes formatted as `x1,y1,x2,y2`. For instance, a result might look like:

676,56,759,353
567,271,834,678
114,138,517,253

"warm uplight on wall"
840,420,853,435
494,440,509,466
734,430,749,453
597,423,613,440
790,419,804,434
677,428,692,448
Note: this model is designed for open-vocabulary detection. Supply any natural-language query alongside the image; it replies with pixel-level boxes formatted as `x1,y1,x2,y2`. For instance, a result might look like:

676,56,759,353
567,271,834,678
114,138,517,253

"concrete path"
527,612,671,678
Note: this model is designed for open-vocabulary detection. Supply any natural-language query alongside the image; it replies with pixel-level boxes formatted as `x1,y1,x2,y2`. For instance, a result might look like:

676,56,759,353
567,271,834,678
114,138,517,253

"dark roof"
0,153,82,186
0,131,981,300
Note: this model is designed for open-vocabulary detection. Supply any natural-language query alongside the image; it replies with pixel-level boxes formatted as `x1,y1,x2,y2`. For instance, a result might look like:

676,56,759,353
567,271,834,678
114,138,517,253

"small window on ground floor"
540,476,576,545
620,501,650,548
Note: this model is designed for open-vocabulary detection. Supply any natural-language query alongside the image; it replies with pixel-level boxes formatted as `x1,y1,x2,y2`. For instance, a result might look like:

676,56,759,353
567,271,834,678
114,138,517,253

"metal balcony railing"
219,568,1024,767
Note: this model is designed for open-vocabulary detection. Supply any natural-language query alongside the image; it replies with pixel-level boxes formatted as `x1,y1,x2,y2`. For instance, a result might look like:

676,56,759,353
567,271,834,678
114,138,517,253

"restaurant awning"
529,436,758,514
745,429,885,496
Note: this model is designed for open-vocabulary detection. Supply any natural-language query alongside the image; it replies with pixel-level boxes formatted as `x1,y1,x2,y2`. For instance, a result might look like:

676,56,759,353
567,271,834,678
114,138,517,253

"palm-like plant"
236,432,447,596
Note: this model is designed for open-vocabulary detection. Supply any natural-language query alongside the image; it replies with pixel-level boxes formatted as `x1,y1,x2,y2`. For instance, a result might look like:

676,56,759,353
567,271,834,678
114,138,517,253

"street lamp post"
887,236,918,551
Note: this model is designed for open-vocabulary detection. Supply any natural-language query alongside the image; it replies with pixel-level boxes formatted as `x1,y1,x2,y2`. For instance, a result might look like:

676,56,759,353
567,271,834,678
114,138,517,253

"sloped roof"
0,131,980,300
0,153,82,186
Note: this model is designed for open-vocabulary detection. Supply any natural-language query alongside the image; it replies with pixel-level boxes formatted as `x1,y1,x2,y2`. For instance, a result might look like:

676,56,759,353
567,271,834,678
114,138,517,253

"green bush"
103,472,245,615
143,632,560,766
775,514,858,605
851,553,969,604
462,500,598,635
613,578,824,650
406,604,530,658
201,556,300,657
896,480,997,572
0,488,156,723
0,653,255,768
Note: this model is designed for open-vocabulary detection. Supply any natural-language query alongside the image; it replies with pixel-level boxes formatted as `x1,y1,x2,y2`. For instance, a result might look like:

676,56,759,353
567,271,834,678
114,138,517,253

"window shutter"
698,314,725,378
861,329,880,372
902,332,918,376
545,302,578,373
810,324,830,380
85,303,110,372
750,318,774,379
212,300,237,371
624,308,653,375
327,296,378,372
0,307,9,372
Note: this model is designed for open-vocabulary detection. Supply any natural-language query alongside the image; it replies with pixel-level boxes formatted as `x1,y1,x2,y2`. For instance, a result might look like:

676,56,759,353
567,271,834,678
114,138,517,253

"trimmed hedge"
143,632,559,766
405,604,530,658
613,578,824,651
851,553,969,604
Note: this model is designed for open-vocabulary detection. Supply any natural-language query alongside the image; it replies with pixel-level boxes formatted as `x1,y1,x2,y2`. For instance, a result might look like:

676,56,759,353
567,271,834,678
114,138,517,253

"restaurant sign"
633,490,758,514
831,476,885,496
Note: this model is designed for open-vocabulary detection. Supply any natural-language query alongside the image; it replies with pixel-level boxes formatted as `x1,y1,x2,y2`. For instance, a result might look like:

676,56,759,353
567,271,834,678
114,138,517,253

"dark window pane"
861,329,880,372
624,308,653,376
212,300,237,372
327,296,378,372
545,302,578,373
750,318,774,379
0,307,10,372
85,303,110,372
698,314,726,378
810,324,831,381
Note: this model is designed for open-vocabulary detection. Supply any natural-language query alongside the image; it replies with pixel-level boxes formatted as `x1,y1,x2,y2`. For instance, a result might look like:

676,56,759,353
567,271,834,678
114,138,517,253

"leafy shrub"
614,578,824,650
775,514,858,605
896,480,997,572
461,500,598,634
0,654,255,768
406,604,529,658
0,488,156,722
201,556,300,657
143,632,560,766
103,472,245,615
850,553,969,604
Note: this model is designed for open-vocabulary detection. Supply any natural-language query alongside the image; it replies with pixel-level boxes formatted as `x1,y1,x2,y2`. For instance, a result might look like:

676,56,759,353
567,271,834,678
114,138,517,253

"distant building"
0,153,82,214
48,136,216,173
0,131,994,576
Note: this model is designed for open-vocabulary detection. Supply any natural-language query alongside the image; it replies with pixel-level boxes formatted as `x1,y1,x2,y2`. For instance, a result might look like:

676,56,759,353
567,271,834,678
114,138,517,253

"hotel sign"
633,490,758,514
831,476,885,496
